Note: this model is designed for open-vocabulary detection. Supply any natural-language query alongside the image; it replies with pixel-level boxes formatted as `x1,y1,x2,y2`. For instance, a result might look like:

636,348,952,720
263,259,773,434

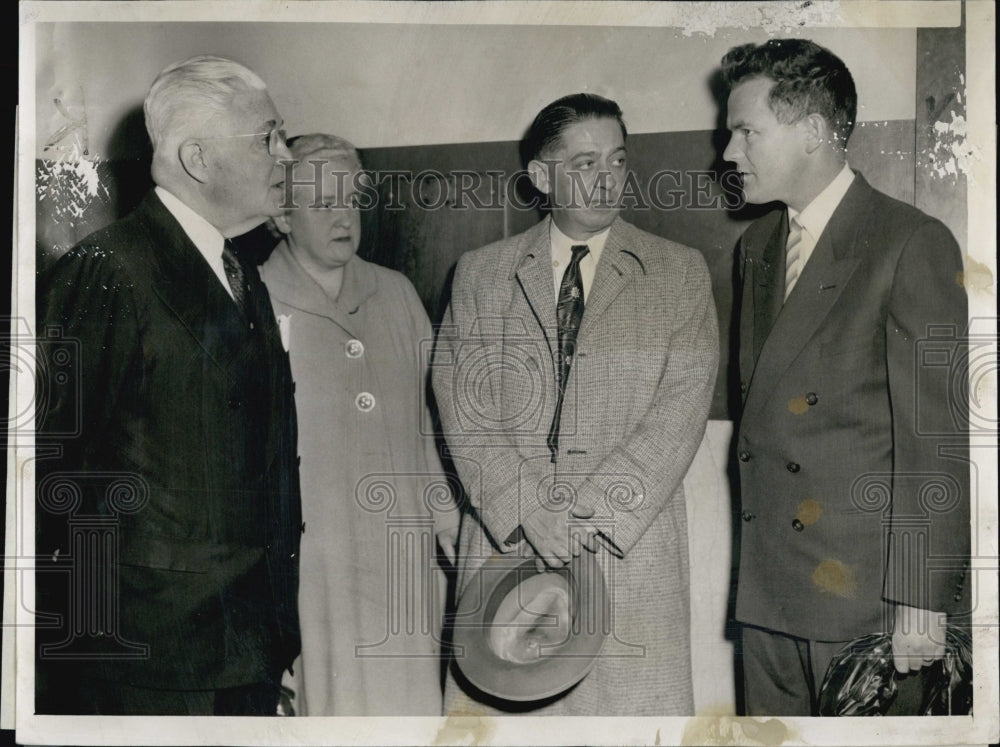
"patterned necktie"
547,244,589,460
784,216,803,302
222,239,252,320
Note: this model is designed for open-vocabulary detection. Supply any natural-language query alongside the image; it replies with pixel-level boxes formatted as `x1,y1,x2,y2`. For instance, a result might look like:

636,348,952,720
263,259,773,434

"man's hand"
520,505,598,571
892,603,947,673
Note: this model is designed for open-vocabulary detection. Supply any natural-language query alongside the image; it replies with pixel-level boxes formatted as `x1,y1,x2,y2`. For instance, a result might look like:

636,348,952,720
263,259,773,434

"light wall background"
36,23,916,153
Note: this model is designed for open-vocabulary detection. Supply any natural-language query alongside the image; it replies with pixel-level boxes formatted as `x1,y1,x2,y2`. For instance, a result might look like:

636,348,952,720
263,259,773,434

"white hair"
143,55,267,154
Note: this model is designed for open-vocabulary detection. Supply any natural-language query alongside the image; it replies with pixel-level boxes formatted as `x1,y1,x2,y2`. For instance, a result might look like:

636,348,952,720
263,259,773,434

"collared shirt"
786,162,855,274
155,186,234,299
549,218,609,302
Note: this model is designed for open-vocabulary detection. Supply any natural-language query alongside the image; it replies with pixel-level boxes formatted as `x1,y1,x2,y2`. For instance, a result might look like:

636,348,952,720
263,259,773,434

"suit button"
356,392,376,412
792,518,804,531
742,510,754,522
345,339,365,358
301,522,306,534
739,451,751,462
954,593,962,602
740,381,747,393
805,392,818,406
228,397,243,409
786,462,800,473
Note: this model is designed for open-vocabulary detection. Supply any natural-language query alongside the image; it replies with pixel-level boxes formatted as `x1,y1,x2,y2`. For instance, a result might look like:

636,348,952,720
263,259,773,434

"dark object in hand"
818,628,972,716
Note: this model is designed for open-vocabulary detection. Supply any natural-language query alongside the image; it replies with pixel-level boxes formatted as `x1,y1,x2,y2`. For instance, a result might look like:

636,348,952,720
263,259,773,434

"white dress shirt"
786,162,855,274
549,219,610,302
155,186,234,300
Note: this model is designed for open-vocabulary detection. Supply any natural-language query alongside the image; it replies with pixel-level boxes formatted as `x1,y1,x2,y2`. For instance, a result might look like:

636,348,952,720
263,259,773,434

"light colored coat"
261,244,459,716
433,216,719,715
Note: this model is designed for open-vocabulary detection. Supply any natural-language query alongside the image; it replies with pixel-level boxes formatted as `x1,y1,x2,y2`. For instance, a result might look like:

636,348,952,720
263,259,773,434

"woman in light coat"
261,134,459,716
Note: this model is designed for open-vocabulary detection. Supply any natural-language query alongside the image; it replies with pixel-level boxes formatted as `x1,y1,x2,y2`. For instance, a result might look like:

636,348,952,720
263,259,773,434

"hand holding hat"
519,503,599,571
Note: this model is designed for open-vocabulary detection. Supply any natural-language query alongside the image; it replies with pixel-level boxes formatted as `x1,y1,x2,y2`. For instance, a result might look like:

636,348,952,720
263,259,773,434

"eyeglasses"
201,126,288,156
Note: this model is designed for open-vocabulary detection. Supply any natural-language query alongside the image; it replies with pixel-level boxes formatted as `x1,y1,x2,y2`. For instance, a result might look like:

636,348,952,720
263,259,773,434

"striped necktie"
784,217,803,302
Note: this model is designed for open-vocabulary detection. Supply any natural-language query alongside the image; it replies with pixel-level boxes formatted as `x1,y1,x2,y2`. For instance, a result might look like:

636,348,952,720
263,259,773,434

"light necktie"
222,239,252,320
547,244,589,460
784,216,803,302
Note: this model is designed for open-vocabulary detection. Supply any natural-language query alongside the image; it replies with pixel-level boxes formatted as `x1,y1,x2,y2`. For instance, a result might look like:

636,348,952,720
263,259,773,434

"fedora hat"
452,551,609,702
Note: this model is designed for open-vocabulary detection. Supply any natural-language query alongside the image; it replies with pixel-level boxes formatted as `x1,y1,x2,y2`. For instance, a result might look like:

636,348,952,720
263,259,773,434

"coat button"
742,510,754,522
739,451,751,462
786,462,800,473
356,392,376,412
345,339,365,358
740,381,747,393
805,392,818,406
792,518,804,531
954,592,962,602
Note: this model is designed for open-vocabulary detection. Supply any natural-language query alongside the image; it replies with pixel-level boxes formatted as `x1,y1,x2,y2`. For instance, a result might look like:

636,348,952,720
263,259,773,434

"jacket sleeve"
566,250,719,557
36,246,141,481
404,279,461,535
882,218,971,614
432,255,554,550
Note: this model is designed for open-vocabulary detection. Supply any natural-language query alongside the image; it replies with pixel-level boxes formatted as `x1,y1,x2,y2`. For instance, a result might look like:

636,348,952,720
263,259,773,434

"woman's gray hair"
286,133,362,170
144,55,267,153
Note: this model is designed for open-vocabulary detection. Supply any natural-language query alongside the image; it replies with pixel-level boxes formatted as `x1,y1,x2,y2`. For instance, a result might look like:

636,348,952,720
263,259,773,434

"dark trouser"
71,672,283,715
741,625,930,716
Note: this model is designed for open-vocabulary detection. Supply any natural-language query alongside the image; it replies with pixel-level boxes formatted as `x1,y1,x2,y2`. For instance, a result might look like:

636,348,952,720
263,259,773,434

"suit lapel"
578,219,638,341
513,219,558,360
743,176,871,416
753,211,788,367
134,192,248,372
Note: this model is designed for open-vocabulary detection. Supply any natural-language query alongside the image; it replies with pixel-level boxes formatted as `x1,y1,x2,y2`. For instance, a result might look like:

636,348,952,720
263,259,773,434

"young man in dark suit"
35,55,301,715
722,39,970,715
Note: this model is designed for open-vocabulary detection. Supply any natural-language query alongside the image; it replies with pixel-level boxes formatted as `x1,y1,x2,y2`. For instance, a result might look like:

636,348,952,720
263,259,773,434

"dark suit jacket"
36,191,301,694
734,173,970,642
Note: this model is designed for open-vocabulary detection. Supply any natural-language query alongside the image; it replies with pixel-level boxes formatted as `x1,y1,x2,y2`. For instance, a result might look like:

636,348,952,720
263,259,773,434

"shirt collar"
788,162,855,240
548,218,610,264
155,185,226,261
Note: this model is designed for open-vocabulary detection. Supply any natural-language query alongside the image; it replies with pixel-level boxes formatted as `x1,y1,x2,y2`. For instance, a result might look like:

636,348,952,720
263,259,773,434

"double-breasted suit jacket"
36,191,301,694
735,173,970,643
434,216,718,715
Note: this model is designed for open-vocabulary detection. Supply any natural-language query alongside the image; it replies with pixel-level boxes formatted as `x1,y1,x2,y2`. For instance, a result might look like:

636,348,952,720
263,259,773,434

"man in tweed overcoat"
433,94,718,715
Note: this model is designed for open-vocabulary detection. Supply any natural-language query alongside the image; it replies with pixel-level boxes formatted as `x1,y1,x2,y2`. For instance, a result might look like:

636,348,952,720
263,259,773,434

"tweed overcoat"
734,172,970,643
433,216,718,715
35,191,301,699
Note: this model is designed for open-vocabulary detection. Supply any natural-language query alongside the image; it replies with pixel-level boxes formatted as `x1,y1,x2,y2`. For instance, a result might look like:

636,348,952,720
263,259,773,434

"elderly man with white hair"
260,134,459,715
36,55,301,715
